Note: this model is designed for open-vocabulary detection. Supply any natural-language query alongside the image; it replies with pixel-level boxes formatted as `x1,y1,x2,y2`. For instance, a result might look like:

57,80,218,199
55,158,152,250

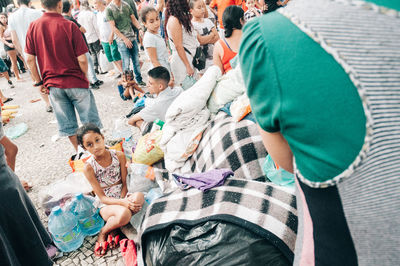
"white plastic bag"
99,50,113,73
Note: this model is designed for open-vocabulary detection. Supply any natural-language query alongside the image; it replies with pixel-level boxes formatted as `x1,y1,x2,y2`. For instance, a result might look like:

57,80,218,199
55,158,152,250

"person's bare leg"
0,89,7,102
2,71,11,82
39,89,51,108
97,205,132,255
68,135,78,152
8,50,21,80
113,60,123,74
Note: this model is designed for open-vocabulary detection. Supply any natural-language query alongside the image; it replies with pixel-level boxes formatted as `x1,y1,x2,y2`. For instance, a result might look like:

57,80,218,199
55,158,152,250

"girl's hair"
222,5,244,38
76,123,102,147
0,13,8,27
188,0,200,9
164,0,192,39
124,70,134,80
263,0,282,14
140,6,157,23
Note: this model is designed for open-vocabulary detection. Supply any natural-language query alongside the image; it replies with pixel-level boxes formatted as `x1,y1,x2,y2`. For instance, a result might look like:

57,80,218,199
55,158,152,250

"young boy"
244,0,262,22
128,66,182,129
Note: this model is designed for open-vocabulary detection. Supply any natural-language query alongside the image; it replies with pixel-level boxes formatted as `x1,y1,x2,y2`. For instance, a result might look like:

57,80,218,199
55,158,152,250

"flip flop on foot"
21,180,32,192
107,234,121,249
94,241,108,257
120,239,137,266
3,98,13,104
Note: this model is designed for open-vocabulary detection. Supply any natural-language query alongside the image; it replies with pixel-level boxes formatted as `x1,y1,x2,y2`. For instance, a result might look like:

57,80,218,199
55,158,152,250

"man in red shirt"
25,0,103,151
209,0,240,36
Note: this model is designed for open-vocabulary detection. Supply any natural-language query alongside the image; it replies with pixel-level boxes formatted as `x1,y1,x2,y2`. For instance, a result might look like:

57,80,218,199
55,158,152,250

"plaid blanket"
137,178,297,265
153,112,268,182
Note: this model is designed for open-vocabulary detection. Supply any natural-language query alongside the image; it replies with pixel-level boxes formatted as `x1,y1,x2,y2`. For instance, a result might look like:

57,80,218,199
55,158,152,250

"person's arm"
83,163,135,209
108,19,133,48
130,14,142,34
168,16,194,76
156,0,164,13
128,113,144,127
10,30,22,54
209,27,219,43
213,40,224,73
0,27,13,48
146,47,161,67
117,151,128,198
26,53,49,95
258,126,294,173
92,13,101,40
77,53,88,76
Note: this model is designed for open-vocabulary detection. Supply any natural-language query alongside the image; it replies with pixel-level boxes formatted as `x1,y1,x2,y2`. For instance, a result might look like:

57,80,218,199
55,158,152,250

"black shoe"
94,80,104,86
138,81,146,86
90,83,99,90
46,106,53,113
140,45,144,51
95,69,99,75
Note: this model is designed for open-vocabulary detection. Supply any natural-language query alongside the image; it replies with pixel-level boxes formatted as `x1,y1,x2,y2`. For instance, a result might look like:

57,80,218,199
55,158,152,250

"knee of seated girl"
128,192,144,206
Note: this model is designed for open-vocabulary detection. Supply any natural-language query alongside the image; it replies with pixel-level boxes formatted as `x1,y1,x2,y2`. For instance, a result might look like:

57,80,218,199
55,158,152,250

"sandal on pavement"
94,241,108,257
3,98,13,104
107,234,121,249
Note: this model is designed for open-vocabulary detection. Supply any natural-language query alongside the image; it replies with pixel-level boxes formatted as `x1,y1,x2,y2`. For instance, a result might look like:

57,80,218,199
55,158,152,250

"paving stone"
84,242,92,249
85,256,94,264
61,258,72,266
78,254,85,260
81,260,89,266
73,258,79,265
84,250,93,256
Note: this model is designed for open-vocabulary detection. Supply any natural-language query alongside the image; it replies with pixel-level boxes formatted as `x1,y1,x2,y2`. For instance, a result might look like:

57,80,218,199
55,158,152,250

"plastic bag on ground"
99,50,114,72
127,163,159,193
143,221,291,266
5,122,28,139
132,130,164,165
263,155,295,188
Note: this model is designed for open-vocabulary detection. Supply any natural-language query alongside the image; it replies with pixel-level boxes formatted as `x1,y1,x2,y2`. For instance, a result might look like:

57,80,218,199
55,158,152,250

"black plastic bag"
143,221,290,266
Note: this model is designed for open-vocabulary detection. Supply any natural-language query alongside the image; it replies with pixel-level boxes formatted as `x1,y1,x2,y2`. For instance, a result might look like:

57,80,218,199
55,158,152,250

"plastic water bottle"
145,188,163,204
69,193,104,236
48,206,84,252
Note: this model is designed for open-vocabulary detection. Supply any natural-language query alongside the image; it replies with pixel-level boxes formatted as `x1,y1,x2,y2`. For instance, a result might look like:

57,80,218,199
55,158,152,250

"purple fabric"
172,169,234,191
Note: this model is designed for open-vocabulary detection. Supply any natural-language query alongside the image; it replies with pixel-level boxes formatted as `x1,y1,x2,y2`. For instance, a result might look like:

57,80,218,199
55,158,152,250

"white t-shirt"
143,31,170,72
96,10,113,43
192,18,215,60
138,86,183,122
77,9,100,44
8,7,42,57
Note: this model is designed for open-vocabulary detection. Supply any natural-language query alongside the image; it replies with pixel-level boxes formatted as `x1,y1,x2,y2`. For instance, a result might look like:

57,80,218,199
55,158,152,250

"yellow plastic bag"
69,153,91,173
132,130,164,165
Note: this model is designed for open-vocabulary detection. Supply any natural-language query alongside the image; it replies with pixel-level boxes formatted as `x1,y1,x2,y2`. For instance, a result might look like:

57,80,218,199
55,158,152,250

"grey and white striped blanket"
137,178,297,265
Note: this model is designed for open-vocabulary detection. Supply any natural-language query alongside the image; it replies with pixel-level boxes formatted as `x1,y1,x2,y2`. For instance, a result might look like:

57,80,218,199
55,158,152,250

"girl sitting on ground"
213,5,244,74
117,70,144,101
77,123,144,257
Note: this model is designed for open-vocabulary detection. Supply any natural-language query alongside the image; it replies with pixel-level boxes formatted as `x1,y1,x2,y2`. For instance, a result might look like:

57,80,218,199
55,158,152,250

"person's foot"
137,81,146,87
90,83,99,90
94,241,108,257
46,106,53,113
140,45,144,51
95,69,100,75
94,80,104,86
8,80,14,88
16,78,24,82
20,179,32,191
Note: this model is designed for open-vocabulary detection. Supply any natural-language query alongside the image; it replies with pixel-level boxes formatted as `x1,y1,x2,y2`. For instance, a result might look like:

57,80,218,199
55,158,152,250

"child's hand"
121,198,136,210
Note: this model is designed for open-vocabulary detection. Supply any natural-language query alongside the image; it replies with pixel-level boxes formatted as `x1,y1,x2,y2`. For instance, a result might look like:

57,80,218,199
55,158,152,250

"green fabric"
101,41,121,62
239,13,366,182
105,1,135,41
124,0,139,19
363,0,400,11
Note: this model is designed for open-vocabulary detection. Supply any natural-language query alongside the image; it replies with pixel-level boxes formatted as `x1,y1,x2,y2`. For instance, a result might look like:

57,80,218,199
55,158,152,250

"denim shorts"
49,87,103,136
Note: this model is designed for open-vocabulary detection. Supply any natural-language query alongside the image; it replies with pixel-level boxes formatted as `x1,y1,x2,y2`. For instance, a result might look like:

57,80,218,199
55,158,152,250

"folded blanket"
137,178,297,265
160,66,222,172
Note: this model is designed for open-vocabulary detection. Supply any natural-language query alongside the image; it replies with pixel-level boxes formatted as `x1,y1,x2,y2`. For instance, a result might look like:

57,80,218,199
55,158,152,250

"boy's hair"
76,123,102,147
62,0,71,13
148,66,170,86
41,0,61,10
17,0,31,6
140,6,157,23
222,5,244,38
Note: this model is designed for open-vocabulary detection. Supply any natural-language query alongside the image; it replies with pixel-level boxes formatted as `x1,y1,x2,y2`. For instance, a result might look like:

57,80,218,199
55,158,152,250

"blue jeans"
49,87,103,136
117,40,143,83
86,52,98,84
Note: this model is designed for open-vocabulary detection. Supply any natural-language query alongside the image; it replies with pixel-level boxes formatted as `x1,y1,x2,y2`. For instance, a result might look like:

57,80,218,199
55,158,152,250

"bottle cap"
52,206,62,215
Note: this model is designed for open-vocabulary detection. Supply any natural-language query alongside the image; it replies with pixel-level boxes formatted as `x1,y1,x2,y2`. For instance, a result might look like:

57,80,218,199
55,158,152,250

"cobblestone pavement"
1,59,149,265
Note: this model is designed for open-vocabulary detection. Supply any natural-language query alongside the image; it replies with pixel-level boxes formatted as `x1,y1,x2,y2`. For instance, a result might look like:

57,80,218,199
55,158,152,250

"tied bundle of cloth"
172,169,234,192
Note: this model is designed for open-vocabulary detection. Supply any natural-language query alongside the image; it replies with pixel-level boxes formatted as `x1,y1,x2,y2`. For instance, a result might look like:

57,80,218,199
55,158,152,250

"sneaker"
90,83,99,90
94,80,104,86
46,106,53,113
8,80,14,88
138,81,146,87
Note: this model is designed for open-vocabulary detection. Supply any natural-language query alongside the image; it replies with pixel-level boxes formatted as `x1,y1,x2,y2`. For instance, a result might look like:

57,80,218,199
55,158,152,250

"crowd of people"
1,0,399,265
